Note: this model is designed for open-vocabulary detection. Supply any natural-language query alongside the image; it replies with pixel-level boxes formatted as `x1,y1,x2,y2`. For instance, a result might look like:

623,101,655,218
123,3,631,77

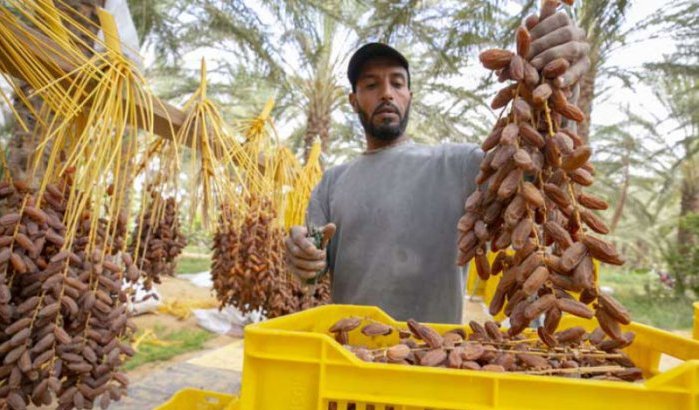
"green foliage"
181,218,212,248
584,0,699,282
356,1,516,145
614,290,694,331
127,0,182,61
589,108,678,267
600,269,694,330
643,1,698,79
123,1,699,297
662,213,699,297
123,327,214,371
577,0,631,59
129,0,518,156
176,256,211,275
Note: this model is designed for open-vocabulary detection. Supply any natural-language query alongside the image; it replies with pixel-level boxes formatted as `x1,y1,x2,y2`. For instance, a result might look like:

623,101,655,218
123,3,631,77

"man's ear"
348,93,358,113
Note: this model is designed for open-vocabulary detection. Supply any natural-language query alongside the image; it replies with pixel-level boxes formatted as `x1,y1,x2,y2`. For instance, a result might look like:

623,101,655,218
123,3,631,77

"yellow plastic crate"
154,388,239,410
240,304,699,410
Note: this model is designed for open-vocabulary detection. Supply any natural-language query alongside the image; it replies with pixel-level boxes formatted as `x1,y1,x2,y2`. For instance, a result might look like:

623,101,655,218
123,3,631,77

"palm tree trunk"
576,48,599,144
678,163,699,245
609,153,629,232
303,96,331,163
675,156,699,295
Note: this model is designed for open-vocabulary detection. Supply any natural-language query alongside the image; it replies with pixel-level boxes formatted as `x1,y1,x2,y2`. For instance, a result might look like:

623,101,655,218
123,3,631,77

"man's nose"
379,80,394,101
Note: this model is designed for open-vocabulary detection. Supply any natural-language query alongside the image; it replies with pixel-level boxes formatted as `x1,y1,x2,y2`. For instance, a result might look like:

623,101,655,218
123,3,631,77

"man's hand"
285,223,336,280
526,10,590,89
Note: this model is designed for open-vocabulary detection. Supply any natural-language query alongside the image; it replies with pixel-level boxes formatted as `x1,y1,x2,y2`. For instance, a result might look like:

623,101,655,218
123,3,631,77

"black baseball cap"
347,42,410,92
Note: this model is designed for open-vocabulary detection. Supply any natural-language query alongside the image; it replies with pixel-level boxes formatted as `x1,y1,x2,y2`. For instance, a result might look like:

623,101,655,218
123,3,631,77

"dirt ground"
131,274,215,332
126,275,240,381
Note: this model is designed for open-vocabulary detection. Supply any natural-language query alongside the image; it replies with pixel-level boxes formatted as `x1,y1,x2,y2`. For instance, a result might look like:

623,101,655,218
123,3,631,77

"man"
285,11,590,324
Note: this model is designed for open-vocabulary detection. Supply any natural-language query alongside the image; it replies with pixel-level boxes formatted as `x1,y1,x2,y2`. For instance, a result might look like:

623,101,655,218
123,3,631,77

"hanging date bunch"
0,177,140,410
266,270,331,318
72,207,128,259
458,0,631,345
300,274,331,311
210,196,330,319
211,196,286,316
129,192,187,287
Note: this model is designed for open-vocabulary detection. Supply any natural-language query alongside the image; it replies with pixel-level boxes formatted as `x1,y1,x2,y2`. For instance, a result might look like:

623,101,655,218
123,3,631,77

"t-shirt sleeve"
463,144,484,187
454,143,483,201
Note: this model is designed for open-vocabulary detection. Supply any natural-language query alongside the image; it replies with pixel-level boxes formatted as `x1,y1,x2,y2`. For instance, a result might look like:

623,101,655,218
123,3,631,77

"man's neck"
366,134,409,151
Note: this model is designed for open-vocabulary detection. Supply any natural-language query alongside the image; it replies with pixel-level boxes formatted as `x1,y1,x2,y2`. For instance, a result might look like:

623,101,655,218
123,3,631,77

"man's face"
349,57,412,141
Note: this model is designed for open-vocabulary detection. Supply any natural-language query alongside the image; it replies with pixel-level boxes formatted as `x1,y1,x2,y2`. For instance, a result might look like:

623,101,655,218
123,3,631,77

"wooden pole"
0,20,187,142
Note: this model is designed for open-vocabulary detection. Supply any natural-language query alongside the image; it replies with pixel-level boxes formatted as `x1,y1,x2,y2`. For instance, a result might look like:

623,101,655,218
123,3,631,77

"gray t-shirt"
306,141,483,324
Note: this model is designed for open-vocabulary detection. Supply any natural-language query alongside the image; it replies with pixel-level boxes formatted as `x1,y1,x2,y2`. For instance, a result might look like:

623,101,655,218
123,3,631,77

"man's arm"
462,144,485,195
285,224,334,280
285,172,336,280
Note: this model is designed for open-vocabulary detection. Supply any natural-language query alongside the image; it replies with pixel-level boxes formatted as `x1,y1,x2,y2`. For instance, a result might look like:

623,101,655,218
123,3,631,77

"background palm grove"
1,0,698,330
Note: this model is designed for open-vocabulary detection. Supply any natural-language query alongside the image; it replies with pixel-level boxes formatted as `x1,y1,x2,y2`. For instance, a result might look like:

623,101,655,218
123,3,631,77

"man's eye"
392,82,404,88
365,83,376,89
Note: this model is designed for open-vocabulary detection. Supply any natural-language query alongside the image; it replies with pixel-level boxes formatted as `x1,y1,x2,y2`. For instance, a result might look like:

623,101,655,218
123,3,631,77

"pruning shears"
304,222,329,287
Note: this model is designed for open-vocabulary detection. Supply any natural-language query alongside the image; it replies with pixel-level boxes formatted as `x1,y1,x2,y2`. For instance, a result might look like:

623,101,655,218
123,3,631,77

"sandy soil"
130,275,216,331
126,275,240,380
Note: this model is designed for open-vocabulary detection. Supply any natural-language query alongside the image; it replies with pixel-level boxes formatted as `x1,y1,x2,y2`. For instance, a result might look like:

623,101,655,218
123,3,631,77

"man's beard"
358,101,410,141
